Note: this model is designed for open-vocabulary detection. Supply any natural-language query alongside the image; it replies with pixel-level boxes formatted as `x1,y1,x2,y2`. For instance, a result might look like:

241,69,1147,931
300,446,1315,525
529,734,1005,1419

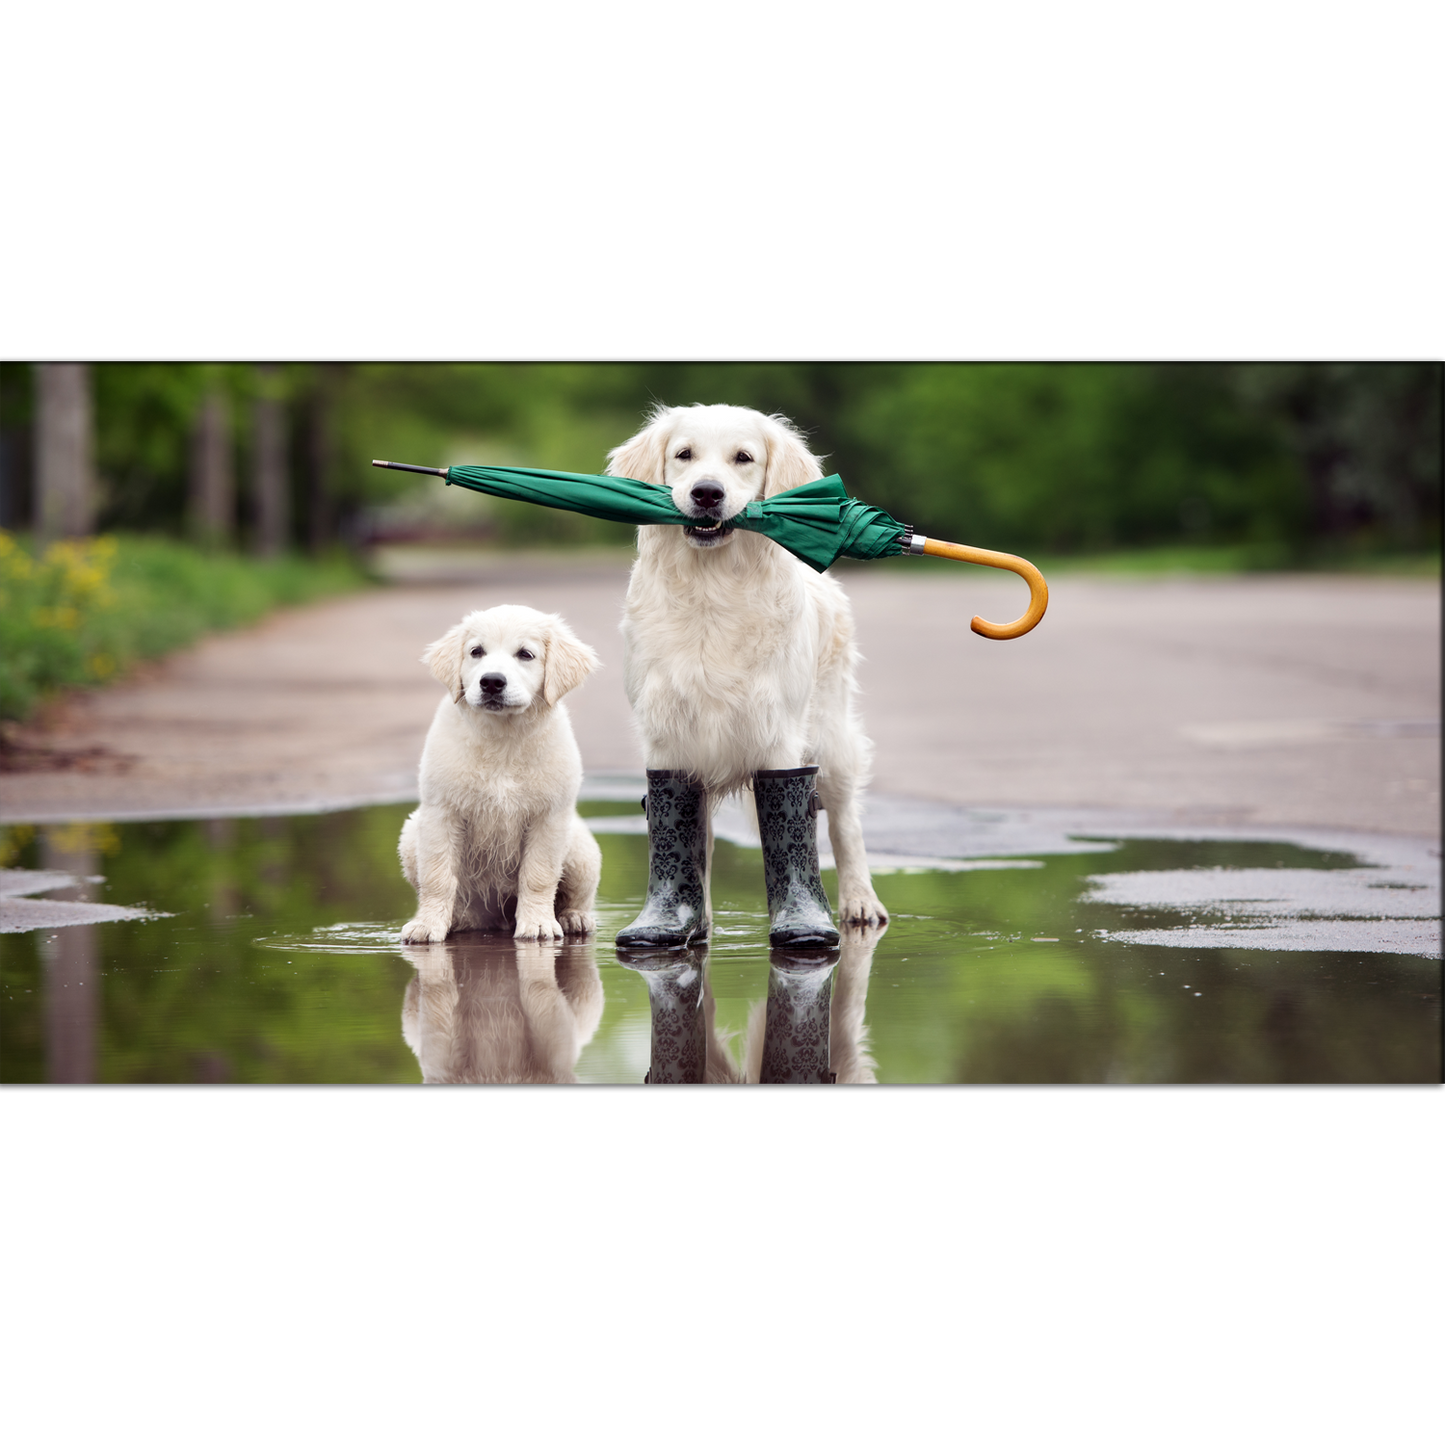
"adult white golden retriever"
399,604,601,944
608,403,886,926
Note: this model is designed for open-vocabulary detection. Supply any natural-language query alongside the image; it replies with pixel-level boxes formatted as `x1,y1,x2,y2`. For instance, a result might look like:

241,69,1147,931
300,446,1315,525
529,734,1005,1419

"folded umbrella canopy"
373,460,1048,639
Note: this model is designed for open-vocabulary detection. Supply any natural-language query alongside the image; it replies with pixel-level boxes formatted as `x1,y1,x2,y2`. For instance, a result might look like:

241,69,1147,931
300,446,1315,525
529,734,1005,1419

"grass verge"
0,532,371,723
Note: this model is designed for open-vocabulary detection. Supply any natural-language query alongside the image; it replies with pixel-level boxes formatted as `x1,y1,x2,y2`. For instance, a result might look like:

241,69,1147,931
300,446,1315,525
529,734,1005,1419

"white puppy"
399,604,602,944
609,403,886,927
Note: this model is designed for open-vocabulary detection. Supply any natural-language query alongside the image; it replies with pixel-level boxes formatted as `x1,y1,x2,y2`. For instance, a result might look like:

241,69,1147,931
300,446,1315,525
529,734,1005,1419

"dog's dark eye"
516,649,535,662
469,646,485,658
734,451,753,465
675,448,692,461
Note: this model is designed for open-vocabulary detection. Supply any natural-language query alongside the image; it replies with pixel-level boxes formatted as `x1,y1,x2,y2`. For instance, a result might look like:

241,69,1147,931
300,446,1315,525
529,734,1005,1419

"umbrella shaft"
371,460,448,478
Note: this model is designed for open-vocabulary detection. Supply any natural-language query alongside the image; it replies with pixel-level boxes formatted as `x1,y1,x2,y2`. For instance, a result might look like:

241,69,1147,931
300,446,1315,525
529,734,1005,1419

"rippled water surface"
2,800,1438,1083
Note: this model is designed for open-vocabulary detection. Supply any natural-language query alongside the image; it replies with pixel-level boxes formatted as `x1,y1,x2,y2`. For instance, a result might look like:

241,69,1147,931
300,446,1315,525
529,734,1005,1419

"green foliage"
831,363,1309,552
5,361,1439,558
0,531,368,722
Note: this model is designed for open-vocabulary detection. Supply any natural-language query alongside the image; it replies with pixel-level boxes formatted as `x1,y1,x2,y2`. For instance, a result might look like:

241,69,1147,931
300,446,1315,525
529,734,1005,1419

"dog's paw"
558,910,597,936
514,912,565,942
401,915,450,944
839,893,888,927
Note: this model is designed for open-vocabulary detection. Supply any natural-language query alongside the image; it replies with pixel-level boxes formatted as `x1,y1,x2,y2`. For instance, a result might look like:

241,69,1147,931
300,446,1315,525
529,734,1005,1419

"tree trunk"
34,363,95,543
41,831,99,1084
190,389,234,546
306,367,334,555
252,366,288,557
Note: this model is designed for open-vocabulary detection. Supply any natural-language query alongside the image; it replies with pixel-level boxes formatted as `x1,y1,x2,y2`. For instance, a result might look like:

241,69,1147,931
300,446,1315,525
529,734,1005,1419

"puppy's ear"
606,407,672,486
422,624,468,703
763,414,824,497
542,618,600,707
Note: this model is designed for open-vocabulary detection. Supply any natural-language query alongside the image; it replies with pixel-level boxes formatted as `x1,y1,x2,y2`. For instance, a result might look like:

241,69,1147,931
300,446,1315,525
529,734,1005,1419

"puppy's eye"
469,646,485,658
734,451,753,465
675,448,692,461
516,649,535,662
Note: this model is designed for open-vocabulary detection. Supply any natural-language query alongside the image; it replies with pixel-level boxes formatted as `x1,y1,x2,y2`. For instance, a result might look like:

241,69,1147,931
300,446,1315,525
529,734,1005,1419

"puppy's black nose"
479,672,507,694
690,480,725,511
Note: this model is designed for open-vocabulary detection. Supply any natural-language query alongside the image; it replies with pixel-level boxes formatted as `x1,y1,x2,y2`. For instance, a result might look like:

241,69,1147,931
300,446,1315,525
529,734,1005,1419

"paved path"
2,556,1438,838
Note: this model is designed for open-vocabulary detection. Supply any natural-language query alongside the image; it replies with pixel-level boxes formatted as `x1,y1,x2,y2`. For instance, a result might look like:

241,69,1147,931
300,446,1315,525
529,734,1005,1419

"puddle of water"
0,804,1437,1083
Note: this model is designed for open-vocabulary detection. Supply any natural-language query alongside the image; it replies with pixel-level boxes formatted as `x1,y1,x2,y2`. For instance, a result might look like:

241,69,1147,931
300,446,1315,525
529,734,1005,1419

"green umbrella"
373,460,1048,639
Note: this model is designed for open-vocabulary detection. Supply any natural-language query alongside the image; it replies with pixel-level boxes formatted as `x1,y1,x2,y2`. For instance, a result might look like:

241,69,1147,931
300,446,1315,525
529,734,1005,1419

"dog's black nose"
690,480,725,511
479,672,507,694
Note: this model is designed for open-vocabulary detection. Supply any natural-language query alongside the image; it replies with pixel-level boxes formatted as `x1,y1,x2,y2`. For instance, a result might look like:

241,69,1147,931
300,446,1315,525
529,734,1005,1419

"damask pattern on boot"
630,956,707,1085
755,766,839,947
615,770,709,947
759,957,838,1084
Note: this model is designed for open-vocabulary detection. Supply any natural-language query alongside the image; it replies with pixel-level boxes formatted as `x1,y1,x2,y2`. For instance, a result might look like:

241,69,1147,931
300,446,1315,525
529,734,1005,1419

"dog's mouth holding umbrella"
371,459,1050,640
682,505,731,548
683,517,728,546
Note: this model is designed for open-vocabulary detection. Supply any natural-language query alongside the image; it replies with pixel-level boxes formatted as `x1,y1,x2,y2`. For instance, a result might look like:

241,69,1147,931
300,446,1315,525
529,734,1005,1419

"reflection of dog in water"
402,937,603,1084
620,921,884,1084
742,924,882,1084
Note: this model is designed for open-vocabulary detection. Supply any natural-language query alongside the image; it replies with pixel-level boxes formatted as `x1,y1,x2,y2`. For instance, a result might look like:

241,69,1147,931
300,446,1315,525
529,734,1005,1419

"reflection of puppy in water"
400,605,601,944
402,938,604,1084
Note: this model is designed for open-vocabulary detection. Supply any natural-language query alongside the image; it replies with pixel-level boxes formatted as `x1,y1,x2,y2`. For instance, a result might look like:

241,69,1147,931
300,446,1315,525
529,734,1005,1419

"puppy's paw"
839,892,888,927
558,910,597,936
401,915,450,944
514,911,565,942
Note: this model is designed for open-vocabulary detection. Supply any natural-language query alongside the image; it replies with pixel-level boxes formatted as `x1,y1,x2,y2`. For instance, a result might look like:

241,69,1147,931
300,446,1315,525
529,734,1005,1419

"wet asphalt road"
2,553,1436,838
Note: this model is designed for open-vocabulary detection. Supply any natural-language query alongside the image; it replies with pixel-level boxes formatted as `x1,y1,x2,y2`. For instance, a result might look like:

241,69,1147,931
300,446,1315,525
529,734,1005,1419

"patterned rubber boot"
616,952,707,1084
754,766,840,948
615,770,709,948
759,951,840,1084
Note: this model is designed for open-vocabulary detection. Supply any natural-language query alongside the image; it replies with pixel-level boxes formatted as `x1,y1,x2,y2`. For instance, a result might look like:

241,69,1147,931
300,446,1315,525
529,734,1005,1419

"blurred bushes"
631,362,1440,558
0,531,367,722
1,361,1437,559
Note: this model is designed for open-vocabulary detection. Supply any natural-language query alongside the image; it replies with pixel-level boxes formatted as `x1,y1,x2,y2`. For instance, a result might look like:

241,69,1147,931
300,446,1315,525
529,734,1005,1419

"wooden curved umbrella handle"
919,538,1049,639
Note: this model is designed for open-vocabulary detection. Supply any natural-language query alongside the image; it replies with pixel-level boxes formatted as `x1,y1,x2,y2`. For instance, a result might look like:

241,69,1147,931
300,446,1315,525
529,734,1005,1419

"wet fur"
609,404,886,926
399,605,601,944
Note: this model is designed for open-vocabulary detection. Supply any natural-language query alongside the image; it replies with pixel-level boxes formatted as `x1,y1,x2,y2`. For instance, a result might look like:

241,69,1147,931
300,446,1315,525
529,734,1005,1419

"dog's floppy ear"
763,414,824,497
422,623,468,703
542,617,600,707
607,407,672,486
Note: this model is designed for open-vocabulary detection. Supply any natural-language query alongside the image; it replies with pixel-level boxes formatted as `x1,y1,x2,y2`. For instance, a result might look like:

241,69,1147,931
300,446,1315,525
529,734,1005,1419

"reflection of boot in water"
756,950,840,1084
618,949,740,1083
617,950,708,1083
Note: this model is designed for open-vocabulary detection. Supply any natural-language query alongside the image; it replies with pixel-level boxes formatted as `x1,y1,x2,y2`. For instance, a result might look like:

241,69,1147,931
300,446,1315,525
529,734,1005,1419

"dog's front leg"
513,812,569,941
401,806,465,944
817,772,888,926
